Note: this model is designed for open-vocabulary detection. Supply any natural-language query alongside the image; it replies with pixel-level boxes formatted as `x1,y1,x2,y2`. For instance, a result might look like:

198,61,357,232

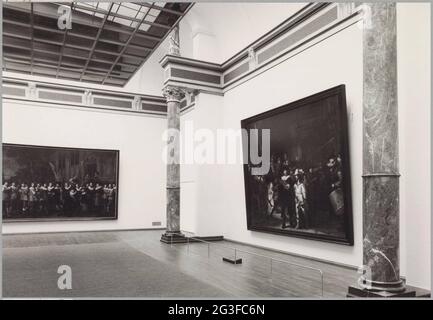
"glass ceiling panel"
2,1,192,86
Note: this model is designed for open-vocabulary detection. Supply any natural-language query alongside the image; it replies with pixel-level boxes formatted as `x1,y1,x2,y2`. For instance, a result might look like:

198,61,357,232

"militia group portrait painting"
2,144,119,221
242,85,353,245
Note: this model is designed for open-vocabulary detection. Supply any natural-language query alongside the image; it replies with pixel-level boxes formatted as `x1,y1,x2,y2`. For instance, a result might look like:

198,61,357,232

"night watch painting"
2,144,119,222
241,85,353,245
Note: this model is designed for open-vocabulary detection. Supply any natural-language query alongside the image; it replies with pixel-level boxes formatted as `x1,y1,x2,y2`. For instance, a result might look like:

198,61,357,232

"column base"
347,285,416,298
160,232,188,244
357,277,406,293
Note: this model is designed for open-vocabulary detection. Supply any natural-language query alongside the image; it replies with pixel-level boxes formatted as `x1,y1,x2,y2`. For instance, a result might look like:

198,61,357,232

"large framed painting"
2,144,119,222
241,85,353,245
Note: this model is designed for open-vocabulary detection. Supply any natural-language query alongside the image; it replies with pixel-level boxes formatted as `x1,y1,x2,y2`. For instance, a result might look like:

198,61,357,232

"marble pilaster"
161,85,186,242
359,2,404,292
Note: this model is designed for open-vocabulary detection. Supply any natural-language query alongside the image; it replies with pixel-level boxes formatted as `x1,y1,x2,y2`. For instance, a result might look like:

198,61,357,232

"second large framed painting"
2,144,119,222
241,85,353,245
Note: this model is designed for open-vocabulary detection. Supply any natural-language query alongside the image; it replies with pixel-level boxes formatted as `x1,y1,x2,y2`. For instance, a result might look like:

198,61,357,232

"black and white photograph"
242,85,353,245
0,1,431,303
2,144,119,221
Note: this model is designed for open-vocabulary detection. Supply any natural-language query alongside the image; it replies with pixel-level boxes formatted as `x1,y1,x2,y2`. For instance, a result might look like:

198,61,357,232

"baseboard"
2,227,166,236
224,237,358,271
189,235,224,242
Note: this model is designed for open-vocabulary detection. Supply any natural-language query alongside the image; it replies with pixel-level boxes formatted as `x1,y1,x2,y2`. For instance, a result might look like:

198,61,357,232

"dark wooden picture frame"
2,143,120,222
241,85,353,245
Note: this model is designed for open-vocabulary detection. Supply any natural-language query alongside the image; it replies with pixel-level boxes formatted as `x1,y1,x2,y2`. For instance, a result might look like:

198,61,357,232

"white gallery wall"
181,22,363,266
179,2,306,63
397,3,431,290
2,101,167,234
179,3,431,289
219,23,363,264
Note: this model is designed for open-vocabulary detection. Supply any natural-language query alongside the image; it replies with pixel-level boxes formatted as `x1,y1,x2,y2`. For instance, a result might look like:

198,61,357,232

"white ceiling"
180,2,307,63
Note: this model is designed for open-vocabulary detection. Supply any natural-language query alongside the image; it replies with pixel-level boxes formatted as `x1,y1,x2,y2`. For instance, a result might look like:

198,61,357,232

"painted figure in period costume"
47,182,55,213
2,182,11,217
248,148,349,232
279,169,295,229
267,180,275,216
63,182,72,214
3,177,117,218
10,182,19,215
28,183,37,214
19,183,29,213
39,183,48,214
294,172,308,229
106,184,115,214
69,185,79,214
87,183,94,211
326,155,344,217
54,183,62,211
95,183,104,213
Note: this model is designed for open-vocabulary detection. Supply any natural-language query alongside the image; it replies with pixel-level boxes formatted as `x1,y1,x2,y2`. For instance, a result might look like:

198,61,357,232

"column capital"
162,85,186,103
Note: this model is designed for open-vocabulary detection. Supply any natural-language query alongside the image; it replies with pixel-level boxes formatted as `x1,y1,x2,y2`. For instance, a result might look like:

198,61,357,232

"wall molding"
160,2,364,95
3,76,198,116
2,77,169,116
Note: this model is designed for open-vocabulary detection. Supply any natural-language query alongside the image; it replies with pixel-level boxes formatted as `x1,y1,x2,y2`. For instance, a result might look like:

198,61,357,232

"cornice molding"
2,77,168,116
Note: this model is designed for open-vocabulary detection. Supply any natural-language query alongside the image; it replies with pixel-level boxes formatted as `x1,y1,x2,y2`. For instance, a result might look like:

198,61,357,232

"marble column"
160,85,186,243
359,3,405,293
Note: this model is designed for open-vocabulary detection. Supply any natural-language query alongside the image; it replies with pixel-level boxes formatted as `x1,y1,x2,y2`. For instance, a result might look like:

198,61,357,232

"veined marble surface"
363,3,398,175
362,3,402,290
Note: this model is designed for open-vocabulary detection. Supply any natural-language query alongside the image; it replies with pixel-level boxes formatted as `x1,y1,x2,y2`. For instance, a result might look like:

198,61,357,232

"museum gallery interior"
1,1,431,298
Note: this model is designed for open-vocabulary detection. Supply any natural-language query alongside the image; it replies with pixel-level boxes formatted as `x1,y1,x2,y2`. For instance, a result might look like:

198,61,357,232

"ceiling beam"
4,57,132,79
30,3,35,75
132,2,184,16
2,2,193,86
72,3,172,30
3,3,164,42
104,24,161,41
129,2,144,28
102,3,153,84
24,54,130,75
3,18,161,48
80,2,114,81
97,37,154,51
3,18,97,42
56,3,74,78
